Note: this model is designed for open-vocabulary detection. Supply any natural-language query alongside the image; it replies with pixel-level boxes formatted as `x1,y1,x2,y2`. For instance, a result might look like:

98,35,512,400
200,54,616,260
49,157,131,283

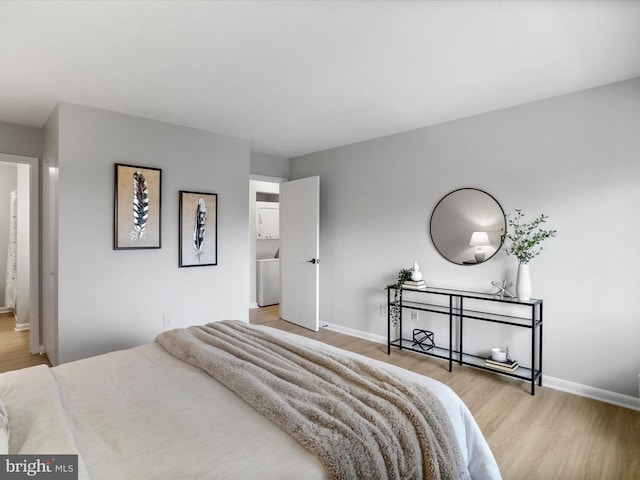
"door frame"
0,153,40,354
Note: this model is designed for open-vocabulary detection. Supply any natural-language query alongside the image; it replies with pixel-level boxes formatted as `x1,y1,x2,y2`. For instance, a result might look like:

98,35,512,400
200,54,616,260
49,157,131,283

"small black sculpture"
412,329,434,351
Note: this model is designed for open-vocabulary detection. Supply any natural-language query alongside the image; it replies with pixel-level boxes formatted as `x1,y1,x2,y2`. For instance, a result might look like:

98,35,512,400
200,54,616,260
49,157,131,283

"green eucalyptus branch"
504,209,557,264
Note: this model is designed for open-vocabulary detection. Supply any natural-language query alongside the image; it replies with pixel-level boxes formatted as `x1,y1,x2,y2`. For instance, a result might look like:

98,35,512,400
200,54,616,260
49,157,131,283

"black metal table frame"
387,285,543,395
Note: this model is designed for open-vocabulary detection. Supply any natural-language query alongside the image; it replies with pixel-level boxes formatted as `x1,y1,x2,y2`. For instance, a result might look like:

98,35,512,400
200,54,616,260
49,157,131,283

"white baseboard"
543,375,639,412
321,322,640,412
249,303,259,309
14,323,30,332
0,307,14,314
321,322,387,344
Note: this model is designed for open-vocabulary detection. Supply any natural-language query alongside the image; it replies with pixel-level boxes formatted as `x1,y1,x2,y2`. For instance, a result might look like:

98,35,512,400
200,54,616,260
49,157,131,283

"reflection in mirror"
430,188,506,265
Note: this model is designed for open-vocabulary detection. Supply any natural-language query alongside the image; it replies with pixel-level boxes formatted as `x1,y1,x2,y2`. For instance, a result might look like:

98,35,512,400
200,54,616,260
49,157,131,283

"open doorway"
0,162,18,316
249,177,284,310
249,175,321,332
0,153,40,355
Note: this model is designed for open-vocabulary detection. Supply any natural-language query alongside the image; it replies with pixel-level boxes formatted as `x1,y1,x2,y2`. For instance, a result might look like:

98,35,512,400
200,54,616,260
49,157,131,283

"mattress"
0,323,500,480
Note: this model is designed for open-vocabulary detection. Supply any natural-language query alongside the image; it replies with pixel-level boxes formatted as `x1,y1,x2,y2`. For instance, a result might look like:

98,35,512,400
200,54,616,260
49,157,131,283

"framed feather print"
114,164,162,249
179,191,218,267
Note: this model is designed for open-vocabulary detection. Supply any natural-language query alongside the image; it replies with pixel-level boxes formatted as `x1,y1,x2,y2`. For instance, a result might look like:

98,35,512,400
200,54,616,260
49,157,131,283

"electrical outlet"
411,310,418,321
163,313,172,327
380,303,388,317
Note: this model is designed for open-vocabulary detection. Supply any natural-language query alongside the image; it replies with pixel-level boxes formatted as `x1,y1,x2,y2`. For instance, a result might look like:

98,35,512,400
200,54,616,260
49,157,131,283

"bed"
0,321,501,480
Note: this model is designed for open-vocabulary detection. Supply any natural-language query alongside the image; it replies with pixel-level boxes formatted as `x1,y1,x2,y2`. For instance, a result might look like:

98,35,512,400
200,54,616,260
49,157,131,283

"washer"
256,258,280,306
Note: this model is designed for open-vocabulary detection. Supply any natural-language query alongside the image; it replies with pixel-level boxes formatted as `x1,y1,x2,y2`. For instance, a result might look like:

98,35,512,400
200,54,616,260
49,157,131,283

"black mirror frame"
429,187,506,266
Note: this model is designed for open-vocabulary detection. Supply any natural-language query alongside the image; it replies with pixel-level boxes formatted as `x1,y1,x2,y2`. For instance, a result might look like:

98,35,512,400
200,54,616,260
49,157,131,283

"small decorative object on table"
491,347,507,362
402,280,426,290
491,280,514,300
412,329,434,351
403,261,427,290
484,357,519,373
411,261,423,281
485,347,519,372
504,209,557,301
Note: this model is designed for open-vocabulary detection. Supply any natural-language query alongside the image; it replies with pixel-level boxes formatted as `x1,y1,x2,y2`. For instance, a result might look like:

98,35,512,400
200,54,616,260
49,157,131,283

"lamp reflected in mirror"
469,231,490,263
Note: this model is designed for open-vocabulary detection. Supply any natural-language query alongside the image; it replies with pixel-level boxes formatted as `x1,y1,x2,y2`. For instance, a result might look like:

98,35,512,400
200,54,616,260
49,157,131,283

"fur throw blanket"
156,321,470,480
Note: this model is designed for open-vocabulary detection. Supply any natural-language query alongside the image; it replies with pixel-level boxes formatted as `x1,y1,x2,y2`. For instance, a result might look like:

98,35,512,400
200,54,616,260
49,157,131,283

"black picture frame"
179,190,218,267
114,163,162,249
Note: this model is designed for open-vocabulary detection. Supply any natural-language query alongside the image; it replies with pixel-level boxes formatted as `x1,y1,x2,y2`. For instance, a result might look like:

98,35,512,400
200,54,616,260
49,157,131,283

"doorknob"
307,258,319,264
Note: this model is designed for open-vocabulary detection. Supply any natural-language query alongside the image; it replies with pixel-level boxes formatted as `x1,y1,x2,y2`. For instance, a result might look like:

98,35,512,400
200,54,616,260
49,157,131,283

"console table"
386,285,543,395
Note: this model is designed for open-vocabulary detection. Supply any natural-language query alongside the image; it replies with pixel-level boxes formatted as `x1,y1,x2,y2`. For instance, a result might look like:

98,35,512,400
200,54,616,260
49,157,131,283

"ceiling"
1,1,639,158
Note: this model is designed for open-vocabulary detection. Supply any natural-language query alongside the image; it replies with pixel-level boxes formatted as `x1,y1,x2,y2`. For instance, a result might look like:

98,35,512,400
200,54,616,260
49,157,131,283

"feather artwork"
131,171,149,240
193,197,207,261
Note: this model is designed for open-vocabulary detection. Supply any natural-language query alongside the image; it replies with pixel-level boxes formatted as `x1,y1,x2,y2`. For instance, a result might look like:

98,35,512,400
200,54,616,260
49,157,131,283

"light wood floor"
0,312,51,373
251,305,640,480
2,308,637,478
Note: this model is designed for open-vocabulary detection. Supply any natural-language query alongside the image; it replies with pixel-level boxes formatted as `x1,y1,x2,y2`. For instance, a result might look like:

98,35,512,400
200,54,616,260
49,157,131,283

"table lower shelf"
460,352,542,384
389,338,542,391
389,338,452,362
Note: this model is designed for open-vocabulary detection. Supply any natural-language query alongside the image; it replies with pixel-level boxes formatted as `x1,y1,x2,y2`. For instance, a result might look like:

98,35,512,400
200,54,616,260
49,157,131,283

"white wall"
290,78,640,399
250,152,290,179
54,102,250,364
0,121,43,159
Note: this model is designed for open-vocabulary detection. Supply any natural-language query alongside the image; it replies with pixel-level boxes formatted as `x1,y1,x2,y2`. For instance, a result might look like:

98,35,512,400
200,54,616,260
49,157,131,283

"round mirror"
430,188,506,265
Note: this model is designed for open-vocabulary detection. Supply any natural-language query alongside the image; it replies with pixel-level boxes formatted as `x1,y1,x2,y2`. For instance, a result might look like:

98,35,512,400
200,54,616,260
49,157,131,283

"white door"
279,176,319,331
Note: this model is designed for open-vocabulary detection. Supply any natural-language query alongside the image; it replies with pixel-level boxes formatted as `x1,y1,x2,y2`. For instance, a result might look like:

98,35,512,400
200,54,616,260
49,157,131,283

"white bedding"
0,324,500,480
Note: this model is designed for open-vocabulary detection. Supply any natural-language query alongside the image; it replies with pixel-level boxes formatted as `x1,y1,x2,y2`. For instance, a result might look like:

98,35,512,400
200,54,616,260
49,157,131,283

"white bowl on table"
491,348,507,362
